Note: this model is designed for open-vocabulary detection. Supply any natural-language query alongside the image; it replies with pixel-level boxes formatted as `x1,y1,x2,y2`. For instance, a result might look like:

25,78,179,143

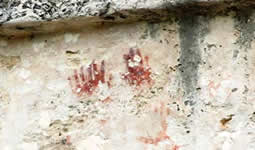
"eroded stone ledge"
1,0,255,37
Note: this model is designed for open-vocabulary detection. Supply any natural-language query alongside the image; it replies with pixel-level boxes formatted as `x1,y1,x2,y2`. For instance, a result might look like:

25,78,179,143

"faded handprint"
138,101,170,145
137,101,181,150
207,74,232,103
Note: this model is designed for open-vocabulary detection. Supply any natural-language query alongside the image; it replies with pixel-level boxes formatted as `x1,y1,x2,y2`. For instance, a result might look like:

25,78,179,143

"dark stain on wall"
234,9,255,99
178,15,209,106
141,22,160,39
234,9,255,50
0,55,21,69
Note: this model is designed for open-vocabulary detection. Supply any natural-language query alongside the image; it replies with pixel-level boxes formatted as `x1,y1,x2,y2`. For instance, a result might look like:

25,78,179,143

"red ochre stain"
172,145,180,150
123,48,152,86
68,60,110,96
66,136,71,145
102,96,112,103
107,74,113,88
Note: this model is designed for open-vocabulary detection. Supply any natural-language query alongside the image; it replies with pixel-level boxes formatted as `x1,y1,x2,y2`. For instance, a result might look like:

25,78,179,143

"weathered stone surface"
0,13,255,149
0,0,255,150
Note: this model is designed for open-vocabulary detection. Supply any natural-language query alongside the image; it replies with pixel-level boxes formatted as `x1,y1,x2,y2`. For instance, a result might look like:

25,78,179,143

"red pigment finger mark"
62,135,72,145
68,76,76,94
102,96,112,103
166,144,185,150
208,79,233,101
66,136,71,145
100,60,106,83
123,48,152,86
145,56,149,64
208,81,221,98
99,119,108,126
80,66,85,82
74,69,82,91
68,60,111,96
107,74,113,88
172,145,180,150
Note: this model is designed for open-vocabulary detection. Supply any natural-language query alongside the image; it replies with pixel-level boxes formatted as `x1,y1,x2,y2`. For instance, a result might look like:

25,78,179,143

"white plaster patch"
64,33,80,43
18,68,31,79
76,136,105,150
128,42,137,48
1,98,29,150
128,59,139,67
22,59,31,68
53,105,70,121
32,42,45,52
14,79,43,94
134,54,141,62
97,82,111,101
218,131,251,150
206,16,235,46
39,111,51,129
3,146,11,150
46,79,67,91
19,142,38,150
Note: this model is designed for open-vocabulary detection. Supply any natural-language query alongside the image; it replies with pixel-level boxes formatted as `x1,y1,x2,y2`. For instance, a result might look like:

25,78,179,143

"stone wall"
0,0,255,150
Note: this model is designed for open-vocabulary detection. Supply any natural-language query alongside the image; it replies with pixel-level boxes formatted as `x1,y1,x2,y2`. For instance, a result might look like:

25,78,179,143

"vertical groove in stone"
178,15,208,106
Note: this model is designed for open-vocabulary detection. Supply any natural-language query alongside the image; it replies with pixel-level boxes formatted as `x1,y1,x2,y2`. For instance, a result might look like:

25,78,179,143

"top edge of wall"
0,0,255,37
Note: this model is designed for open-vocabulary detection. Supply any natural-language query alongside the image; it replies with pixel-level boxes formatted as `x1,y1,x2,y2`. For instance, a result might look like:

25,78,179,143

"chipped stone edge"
0,0,255,37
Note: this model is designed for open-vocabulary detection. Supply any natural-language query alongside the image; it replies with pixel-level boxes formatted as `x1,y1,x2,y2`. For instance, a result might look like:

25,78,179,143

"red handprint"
123,48,152,86
68,60,110,96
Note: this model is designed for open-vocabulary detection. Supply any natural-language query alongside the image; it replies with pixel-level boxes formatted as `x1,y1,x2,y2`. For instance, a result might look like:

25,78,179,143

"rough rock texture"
0,0,255,150
1,0,255,23
1,0,255,37
2,0,255,22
